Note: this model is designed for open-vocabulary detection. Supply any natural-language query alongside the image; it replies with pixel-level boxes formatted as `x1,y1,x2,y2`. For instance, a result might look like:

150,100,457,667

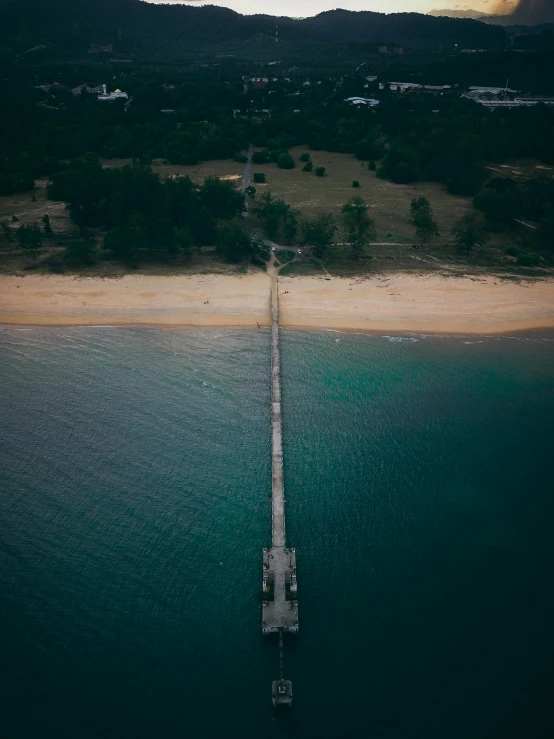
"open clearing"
486,159,554,181
2,152,551,278
246,146,473,242
0,180,72,233
101,149,474,243
100,157,245,183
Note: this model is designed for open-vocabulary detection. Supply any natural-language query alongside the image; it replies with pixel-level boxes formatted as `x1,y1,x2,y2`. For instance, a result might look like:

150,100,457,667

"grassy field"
103,150,475,244
101,157,245,184
0,179,73,232
247,146,473,243
1,151,551,277
486,159,554,181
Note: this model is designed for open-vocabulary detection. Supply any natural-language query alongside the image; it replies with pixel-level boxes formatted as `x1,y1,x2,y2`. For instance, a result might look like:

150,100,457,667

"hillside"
0,0,508,51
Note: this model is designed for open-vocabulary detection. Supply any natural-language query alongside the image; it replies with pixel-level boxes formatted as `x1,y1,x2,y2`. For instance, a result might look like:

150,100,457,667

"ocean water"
1,327,553,739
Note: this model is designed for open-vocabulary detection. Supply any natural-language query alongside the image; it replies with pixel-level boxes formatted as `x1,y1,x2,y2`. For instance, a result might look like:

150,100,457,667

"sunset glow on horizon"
141,0,516,19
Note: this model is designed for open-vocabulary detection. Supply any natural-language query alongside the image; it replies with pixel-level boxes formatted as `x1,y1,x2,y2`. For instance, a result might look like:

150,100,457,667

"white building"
345,96,380,106
98,84,128,101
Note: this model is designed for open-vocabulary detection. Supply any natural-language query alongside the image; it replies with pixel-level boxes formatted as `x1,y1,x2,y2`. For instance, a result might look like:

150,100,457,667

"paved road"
240,143,254,194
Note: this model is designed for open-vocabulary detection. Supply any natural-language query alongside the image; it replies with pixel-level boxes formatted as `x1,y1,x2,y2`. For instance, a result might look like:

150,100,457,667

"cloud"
493,0,554,22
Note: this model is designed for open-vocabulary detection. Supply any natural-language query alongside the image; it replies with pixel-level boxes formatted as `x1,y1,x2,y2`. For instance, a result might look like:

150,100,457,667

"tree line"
4,61,554,204
42,155,255,265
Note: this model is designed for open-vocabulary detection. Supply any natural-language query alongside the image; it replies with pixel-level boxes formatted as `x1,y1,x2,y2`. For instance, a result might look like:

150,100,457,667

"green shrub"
277,153,295,170
45,256,66,273
505,246,518,257
299,152,311,162
252,150,271,164
234,152,248,163
352,180,360,188
517,253,539,267
315,166,326,177
368,160,376,171
253,172,266,183
302,161,313,172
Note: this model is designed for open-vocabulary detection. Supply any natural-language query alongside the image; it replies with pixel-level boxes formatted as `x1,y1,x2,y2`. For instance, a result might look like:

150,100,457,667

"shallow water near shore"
1,327,553,738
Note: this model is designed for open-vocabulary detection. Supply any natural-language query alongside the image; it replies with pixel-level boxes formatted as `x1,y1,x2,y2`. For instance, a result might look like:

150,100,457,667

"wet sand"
1,273,554,334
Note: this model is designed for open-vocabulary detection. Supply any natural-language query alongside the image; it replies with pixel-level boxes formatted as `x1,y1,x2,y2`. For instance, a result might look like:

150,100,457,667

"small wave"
462,340,484,345
383,336,419,343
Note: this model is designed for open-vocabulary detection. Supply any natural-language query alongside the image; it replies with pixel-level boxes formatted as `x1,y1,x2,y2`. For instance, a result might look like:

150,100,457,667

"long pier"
263,274,297,706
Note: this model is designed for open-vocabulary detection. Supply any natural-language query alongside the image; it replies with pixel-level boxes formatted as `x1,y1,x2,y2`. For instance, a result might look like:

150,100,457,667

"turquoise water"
1,327,553,738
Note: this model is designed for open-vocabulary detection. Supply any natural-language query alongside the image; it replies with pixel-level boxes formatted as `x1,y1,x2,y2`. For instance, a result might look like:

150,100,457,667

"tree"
42,214,53,236
255,190,295,240
217,222,254,262
17,223,42,260
103,224,143,263
277,153,295,170
302,213,337,259
173,226,195,259
447,163,487,197
64,237,97,266
341,197,376,259
302,161,313,172
315,166,326,177
473,187,517,230
299,152,311,162
253,172,266,183
538,212,554,251
0,219,13,243
200,176,245,220
0,173,35,196
352,180,360,188
252,150,271,164
410,197,439,246
245,185,256,200
283,210,298,244
452,211,488,252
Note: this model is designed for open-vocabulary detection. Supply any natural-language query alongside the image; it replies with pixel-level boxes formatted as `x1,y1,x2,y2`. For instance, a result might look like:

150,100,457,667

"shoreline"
1,273,554,336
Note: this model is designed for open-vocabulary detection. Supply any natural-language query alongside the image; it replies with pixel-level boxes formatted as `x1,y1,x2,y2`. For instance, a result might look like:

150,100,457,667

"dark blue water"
1,327,553,739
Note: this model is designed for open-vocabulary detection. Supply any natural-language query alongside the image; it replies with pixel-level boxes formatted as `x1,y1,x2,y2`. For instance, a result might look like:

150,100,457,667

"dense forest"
43,155,266,265
2,60,553,196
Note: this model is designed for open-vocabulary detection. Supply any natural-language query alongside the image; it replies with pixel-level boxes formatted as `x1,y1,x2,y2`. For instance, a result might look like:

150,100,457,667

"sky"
142,0,515,19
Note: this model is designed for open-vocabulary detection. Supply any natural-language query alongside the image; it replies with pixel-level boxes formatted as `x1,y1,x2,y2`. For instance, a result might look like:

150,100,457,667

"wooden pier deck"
262,275,299,636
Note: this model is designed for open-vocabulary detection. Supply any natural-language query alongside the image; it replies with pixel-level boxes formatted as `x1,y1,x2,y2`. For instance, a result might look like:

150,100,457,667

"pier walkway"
262,272,298,636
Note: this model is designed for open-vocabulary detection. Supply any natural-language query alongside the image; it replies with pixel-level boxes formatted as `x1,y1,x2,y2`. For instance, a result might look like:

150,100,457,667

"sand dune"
1,273,554,334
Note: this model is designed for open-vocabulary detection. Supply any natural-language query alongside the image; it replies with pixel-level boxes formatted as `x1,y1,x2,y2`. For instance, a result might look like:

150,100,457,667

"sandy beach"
1,273,554,334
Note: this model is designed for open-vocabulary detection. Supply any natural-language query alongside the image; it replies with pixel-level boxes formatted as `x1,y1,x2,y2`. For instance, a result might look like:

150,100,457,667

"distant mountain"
0,0,508,50
427,9,488,19
429,0,554,26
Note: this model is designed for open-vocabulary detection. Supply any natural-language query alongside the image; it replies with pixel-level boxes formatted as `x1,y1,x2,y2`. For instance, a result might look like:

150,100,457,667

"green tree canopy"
17,223,42,260
410,197,439,246
341,197,376,259
452,211,488,252
302,213,337,259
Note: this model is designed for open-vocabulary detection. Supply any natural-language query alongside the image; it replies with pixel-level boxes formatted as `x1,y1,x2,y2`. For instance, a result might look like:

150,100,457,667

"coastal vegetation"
45,156,246,265
1,3,554,277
